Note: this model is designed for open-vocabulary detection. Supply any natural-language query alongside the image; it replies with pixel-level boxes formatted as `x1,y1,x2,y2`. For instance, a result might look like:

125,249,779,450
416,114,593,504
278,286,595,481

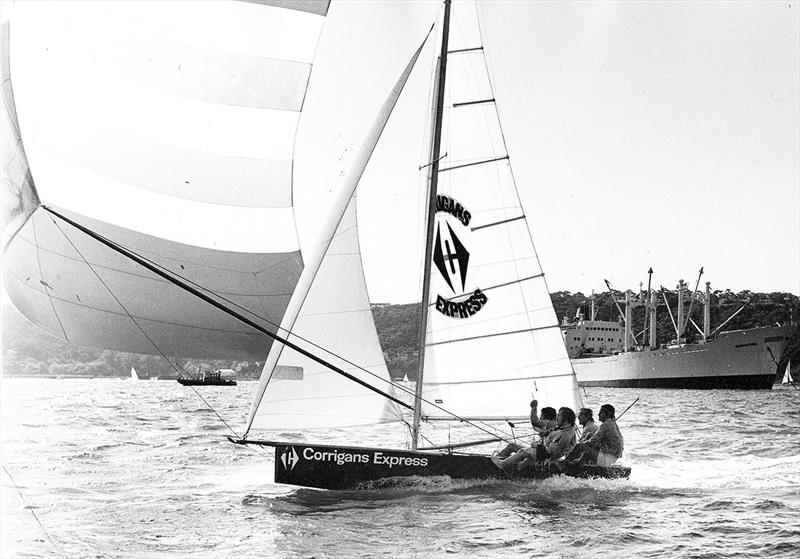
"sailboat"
782,360,794,385
3,1,629,489
130,366,139,382
227,0,630,489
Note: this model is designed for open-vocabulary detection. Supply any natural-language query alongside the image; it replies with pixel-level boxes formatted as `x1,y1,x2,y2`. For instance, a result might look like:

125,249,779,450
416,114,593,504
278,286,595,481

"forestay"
418,2,582,420
2,1,329,359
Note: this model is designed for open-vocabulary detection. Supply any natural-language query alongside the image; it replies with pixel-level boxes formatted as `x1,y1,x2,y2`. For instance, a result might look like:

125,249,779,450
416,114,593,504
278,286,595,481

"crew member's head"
578,408,593,426
599,404,616,421
557,407,576,427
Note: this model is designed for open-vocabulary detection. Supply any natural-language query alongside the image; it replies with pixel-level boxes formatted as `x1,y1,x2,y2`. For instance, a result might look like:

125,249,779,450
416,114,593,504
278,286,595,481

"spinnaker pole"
42,205,412,412
412,0,451,450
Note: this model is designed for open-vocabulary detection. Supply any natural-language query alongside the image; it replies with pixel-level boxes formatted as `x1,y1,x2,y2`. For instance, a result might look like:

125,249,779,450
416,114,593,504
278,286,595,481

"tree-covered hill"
1,300,264,380
372,290,798,380
3,290,797,381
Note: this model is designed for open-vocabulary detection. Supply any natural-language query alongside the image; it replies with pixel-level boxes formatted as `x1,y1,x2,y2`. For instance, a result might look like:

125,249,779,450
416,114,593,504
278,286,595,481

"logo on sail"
432,195,487,318
280,446,300,471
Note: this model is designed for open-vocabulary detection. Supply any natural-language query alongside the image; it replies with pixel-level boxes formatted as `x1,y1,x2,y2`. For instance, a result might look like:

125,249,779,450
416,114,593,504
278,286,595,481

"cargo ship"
563,278,793,389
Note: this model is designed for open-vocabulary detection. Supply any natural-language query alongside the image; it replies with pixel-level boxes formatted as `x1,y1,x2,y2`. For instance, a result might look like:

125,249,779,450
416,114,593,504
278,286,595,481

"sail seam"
31,213,70,342
3,279,270,335
4,266,295,300
470,214,526,232
10,228,303,275
438,155,509,173
427,324,560,346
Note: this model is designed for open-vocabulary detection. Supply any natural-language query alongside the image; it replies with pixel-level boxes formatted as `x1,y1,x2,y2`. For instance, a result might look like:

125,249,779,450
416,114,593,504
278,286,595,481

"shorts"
597,451,619,467
523,444,550,462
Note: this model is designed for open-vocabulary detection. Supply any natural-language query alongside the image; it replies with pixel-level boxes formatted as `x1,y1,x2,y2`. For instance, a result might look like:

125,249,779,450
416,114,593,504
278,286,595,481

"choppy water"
1,378,798,558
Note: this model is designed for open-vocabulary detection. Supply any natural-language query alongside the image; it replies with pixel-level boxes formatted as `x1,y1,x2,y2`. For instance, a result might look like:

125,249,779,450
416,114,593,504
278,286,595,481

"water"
1,378,798,558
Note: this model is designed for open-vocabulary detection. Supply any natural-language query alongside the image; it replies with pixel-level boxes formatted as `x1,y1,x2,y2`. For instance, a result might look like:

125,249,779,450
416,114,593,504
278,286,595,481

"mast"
676,279,686,343
412,0,451,450
682,267,704,337
649,289,658,349
624,290,633,351
643,268,653,345
703,281,711,340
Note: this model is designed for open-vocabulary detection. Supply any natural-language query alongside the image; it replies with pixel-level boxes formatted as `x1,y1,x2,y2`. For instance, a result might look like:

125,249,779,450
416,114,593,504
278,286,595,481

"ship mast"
412,0,451,450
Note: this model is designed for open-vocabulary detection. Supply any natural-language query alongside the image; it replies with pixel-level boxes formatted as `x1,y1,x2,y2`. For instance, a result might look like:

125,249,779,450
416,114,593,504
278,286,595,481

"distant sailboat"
781,360,794,384
130,366,139,382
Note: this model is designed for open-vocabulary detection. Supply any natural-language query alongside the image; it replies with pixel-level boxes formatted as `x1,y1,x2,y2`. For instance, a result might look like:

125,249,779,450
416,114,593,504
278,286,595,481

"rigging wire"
43,206,520,448
31,212,69,342
46,213,244,440
1,464,64,558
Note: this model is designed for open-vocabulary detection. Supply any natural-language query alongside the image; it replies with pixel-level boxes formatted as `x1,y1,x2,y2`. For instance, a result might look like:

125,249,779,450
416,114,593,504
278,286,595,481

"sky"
308,1,799,303
2,1,798,308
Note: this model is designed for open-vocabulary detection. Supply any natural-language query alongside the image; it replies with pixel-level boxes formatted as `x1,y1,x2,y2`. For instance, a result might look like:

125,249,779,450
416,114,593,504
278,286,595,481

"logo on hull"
279,446,299,471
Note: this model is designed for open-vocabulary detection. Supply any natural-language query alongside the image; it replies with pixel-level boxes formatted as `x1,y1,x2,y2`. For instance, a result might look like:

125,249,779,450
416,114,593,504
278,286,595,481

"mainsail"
2,1,330,359
417,2,582,421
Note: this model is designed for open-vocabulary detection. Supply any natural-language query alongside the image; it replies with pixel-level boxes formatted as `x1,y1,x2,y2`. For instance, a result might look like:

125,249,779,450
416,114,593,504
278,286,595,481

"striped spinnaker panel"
2,1,329,359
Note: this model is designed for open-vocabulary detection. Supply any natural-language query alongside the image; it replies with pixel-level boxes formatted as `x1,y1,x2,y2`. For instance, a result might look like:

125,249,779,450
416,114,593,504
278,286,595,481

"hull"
266,442,630,490
573,325,792,389
177,379,237,386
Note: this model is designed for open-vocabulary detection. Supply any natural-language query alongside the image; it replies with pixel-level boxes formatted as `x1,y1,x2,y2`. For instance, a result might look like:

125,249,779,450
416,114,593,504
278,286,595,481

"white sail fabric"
246,26,433,433
2,1,329,359
1,20,39,249
419,2,582,420
248,198,402,430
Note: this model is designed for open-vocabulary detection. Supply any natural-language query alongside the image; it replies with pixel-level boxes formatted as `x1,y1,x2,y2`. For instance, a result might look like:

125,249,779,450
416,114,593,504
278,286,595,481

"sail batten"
428,272,546,303
438,155,509,173
422,371,577,387
471,215,526,231
427,324,563,347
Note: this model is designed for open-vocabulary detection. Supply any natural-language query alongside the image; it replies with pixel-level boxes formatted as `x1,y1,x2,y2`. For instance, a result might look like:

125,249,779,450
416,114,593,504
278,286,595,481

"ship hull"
573,325,792,390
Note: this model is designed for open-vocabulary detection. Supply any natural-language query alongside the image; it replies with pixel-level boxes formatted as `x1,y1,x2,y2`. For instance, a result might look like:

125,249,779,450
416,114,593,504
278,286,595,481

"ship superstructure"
563,273,793,389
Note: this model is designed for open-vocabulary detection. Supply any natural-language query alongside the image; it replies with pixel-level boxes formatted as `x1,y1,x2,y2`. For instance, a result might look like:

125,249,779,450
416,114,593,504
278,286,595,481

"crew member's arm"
584,421,607,449
529,399,547,434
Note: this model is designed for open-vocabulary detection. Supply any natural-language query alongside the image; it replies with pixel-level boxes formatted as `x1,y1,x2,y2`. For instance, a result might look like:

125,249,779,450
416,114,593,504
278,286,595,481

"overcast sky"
322,1,799,303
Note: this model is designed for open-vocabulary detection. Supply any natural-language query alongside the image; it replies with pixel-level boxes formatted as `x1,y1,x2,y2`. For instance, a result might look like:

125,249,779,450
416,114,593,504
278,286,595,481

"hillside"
2,290,798,380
